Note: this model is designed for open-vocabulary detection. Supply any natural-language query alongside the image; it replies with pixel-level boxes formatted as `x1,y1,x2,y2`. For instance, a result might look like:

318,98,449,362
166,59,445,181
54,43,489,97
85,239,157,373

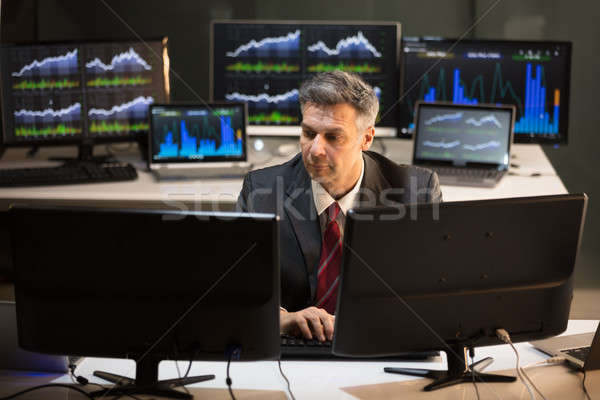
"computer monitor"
400,38,572,144
10,206,279,399
148,102,247,164
333,194,587,391
0,38,170,160
211,20,400,137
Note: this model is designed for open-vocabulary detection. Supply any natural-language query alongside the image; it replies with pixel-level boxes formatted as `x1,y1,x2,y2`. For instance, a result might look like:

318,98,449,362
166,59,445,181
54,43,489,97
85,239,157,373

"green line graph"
87,76,152,87
226,61,300,73
307,62,382,74
15,124,82,137
12,78,80,90
249,111,298,124
89,120,149,134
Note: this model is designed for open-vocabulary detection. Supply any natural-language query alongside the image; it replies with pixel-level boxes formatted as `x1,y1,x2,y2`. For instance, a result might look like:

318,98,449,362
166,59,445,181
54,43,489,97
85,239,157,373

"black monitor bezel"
147,102,249,165
0,37,171,148
400,37,572,144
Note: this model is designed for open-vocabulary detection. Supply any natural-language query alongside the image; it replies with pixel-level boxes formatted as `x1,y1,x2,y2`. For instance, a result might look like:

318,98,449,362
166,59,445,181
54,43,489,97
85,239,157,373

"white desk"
1,320,596,399
0,140,567,209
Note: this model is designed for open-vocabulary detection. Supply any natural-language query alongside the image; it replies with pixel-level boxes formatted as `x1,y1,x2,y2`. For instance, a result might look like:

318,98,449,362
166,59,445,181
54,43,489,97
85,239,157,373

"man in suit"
237,71,441,341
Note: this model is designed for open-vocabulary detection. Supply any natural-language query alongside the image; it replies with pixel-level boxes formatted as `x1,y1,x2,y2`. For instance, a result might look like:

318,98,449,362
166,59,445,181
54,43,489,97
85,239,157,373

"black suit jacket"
237,151,442,311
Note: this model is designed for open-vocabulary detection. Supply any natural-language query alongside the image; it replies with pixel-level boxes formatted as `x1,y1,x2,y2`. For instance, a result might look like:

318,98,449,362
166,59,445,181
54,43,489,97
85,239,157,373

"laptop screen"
149,103,247,164
413,103,514,168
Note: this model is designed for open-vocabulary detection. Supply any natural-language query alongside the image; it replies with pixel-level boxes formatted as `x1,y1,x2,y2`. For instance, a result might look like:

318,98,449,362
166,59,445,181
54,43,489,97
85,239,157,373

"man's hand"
280,306,335,341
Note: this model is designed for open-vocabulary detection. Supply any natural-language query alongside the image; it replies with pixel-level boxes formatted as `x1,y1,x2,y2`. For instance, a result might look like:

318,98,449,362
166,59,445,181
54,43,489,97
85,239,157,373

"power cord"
468,348,481,400
172,345,198,396
173,356,191,396
496,328,546,400
583,370,592,400
0,384,95,400
521,356,566,370
226,345,241,400
277,359,297,400
68,362,142,400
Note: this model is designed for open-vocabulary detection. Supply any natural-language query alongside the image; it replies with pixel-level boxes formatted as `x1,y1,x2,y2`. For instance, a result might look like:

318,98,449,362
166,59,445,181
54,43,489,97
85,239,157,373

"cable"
519,366,547,400
68,362,142,400
173,357,191,396
225,346,241,400
277,359,297,400
0,384,94,400
226,352,237,400
496,329,536,400
583,370,592,400
522,356,566,370
468,349,481,400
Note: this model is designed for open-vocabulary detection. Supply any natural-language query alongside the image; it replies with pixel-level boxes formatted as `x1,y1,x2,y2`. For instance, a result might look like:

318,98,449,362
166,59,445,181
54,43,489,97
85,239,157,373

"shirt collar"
311,157,365,216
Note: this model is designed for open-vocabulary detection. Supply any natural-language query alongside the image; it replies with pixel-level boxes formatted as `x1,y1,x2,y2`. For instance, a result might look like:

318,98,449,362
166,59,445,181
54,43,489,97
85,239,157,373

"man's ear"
361,127,375,150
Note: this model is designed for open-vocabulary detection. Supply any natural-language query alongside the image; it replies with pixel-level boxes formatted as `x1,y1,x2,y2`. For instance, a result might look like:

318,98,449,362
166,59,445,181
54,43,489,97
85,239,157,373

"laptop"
412,102,515,187
532,325,600,371
148,102,251,179
0,301,69,373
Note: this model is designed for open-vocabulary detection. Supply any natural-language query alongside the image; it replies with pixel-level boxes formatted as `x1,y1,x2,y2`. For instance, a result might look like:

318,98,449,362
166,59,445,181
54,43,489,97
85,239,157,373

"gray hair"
299,70,379,132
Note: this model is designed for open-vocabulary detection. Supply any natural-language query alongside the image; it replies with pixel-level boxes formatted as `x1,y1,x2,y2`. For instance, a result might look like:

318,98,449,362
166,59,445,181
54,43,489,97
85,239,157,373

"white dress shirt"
311,158,365,240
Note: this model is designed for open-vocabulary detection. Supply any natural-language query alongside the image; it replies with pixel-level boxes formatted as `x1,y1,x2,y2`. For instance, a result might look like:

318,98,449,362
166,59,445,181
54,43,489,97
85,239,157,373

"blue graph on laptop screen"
415,105,512,166
151,105,245,162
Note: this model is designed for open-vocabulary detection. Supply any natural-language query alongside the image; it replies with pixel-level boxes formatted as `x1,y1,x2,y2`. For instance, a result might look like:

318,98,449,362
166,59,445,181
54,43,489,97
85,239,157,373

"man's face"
300,102,373,197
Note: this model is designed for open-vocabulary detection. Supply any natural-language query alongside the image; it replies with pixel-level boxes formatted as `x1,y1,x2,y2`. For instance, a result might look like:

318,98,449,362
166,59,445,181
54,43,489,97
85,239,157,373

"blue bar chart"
514,64,560,135
156,114,243,159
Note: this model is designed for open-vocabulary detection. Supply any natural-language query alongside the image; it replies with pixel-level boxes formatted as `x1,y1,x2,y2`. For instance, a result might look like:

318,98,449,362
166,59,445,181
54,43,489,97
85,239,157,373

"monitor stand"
384,344,516,391
49,141,116,164
89,357,214,399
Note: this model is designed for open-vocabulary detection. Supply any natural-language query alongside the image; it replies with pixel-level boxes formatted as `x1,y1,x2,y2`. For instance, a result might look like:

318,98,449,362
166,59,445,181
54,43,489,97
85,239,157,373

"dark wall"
2,0,598,288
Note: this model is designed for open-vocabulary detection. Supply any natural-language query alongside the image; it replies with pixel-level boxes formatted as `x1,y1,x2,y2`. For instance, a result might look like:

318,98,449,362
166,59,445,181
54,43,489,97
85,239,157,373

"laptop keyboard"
431,167,504,180
564,346,591,362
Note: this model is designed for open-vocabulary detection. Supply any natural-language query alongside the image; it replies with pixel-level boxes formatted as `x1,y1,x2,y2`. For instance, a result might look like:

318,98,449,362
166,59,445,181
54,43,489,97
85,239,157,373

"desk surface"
0,320,597,399
0,140,566,209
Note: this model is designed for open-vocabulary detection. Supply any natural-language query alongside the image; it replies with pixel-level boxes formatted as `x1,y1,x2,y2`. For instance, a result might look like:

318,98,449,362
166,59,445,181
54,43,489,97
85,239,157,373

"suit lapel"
284,164,321,292
360,152,393,206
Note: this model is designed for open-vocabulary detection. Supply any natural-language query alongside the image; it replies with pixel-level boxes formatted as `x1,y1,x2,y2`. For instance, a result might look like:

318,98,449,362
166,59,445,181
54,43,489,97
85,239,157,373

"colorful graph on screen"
401,38,571,143
415,105,512,164
11,94,83,138
1,41,168,143
151,107,245,161
307,31,382,58
213,22,398,127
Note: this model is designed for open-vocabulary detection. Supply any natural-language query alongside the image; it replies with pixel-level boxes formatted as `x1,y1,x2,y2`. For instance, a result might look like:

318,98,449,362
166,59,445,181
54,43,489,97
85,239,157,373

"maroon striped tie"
315,202,342,314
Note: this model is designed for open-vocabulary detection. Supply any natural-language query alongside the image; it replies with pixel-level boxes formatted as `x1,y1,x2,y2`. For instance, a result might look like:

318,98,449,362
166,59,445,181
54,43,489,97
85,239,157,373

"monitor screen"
149,103,247,163
0,39,170,146
211,21,400,134
413,103,514,167
400,38,571,144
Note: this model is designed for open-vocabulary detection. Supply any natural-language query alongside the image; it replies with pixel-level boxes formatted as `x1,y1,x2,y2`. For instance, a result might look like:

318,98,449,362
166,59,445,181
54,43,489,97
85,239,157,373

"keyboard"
564,346,591,362
429,167,506,188
280,335,439,360
0,162,138,187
